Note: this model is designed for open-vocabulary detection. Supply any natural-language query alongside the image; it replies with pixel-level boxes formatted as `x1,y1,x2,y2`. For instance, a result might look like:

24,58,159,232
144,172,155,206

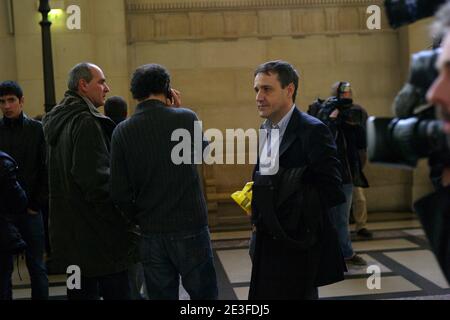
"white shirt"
259,105,296,175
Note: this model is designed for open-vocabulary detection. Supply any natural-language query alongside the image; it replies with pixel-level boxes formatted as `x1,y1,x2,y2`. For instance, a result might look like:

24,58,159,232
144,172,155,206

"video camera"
312,97,364,126
367,112,450,168
366,1,450,169
367,50,450,169
309,82,365,126
367,47,450,168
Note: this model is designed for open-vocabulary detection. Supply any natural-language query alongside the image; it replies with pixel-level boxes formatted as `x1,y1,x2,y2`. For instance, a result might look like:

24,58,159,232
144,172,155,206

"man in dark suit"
110,64,218,300
249,60,346,300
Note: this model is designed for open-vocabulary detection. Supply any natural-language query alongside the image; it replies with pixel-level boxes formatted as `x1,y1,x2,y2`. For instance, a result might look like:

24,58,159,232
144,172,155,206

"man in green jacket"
42,62,138,300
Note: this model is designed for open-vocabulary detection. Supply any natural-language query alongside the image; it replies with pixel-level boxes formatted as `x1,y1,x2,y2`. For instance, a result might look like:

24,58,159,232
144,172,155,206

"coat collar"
135,99,167,115
2,112,25,128
66,90,115,136
255,107,302,174
66,90,111,123
278,106,302,158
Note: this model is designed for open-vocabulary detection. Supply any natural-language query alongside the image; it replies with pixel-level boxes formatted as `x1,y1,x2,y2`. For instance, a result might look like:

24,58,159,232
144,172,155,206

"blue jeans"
329,184,354,259
128,262,147,300
140,226,218,300
0,212,49,300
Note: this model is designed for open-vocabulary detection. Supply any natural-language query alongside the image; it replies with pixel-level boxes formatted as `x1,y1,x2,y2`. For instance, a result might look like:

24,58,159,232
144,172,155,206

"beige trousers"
352,187,368,231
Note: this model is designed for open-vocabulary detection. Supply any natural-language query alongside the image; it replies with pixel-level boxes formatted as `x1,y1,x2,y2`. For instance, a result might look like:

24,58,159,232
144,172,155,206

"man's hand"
27,208,39,215
166,89,182,107
442,168,450,187
330,109,339,119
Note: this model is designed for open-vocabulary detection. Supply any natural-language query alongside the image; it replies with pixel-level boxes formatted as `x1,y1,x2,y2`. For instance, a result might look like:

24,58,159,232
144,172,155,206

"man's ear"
287,83,295,99
78,79,88,93
19,96,25,106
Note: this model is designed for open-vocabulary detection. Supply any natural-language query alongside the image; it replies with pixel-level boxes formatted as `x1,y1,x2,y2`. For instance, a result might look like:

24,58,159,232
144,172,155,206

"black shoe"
345,254,367,267
356,228,373,240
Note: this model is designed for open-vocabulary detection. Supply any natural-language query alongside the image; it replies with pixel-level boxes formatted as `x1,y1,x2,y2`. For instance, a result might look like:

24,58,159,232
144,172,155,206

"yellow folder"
231,181,253,216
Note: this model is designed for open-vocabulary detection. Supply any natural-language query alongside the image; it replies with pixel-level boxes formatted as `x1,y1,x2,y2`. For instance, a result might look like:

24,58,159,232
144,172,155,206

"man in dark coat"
0,81,49,300
42,62,138,300
249,60,346,300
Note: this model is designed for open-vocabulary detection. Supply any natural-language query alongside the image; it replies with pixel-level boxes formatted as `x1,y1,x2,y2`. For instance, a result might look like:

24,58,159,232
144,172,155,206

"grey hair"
67,62,94,91
432,2,450,44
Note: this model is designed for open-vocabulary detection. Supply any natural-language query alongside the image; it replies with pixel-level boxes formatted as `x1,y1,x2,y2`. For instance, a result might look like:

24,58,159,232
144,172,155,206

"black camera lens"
367,116,448,168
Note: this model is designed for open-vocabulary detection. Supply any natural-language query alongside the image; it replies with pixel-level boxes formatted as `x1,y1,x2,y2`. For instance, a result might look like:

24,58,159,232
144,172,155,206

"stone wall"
126,0,414,212
0,0,17,81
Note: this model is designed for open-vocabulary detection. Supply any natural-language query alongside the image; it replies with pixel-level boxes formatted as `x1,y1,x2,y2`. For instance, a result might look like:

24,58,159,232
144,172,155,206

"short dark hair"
130,64,171,101
104,96,128,118
0,81,23,99
432,2,450,41
254,60,299,102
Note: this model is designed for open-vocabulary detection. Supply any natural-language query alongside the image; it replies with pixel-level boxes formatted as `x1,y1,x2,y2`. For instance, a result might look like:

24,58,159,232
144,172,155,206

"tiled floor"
384,250,450,289
10,216,450,300
213,217,450,300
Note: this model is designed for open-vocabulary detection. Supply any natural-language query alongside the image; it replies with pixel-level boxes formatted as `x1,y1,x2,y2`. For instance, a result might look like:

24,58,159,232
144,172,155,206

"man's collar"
262,104,296,130
277,104,296,129
3,112,25,127
135,99,167,114
65,90,111,123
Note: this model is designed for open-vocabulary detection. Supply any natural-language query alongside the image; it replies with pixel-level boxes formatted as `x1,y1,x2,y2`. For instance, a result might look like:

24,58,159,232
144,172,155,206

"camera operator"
368,2,450,282
411,2,450,283
308,82,368,267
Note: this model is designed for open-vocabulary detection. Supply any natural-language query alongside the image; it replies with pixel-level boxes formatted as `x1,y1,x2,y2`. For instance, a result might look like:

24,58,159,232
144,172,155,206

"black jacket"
414,187,450,283
0,151,28,216
309,101,369,187
0,151,28,254
249,108,346,300
0,113,48,212
110,99,208,233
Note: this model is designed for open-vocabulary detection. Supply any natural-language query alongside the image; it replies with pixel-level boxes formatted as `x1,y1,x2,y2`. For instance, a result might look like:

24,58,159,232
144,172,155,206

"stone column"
0,0,17,81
